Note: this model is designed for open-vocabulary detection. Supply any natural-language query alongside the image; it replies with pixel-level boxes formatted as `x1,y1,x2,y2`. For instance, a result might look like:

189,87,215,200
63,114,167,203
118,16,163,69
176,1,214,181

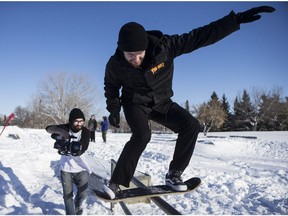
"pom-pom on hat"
118,22,148,52
69,108,85,123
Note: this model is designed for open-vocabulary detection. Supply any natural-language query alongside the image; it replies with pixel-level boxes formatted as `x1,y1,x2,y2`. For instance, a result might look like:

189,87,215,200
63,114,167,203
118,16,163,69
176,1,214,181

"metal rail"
118,201,132,215
131,175,181,215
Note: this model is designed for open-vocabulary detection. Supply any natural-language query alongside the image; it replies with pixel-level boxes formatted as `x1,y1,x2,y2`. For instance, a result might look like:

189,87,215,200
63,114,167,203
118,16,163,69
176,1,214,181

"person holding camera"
46,108,90,215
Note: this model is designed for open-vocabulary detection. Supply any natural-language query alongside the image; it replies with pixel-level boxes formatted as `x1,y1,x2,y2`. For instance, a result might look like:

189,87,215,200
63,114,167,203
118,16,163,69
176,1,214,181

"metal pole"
110,159,115,211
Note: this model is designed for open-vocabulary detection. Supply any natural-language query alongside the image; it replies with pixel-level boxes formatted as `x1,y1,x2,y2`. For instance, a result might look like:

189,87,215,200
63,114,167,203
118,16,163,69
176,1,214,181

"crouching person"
46,108,90,215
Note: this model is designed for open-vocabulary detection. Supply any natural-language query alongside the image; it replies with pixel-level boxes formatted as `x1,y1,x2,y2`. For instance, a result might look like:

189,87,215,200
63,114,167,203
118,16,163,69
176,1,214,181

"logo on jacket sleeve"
150,62,165,74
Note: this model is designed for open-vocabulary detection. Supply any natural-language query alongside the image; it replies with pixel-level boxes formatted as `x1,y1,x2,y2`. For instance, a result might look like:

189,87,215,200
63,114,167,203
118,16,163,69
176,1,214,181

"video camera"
52,134,82,156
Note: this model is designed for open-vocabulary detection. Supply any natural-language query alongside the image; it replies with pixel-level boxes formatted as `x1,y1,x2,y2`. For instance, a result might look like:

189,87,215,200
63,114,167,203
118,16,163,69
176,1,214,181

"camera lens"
71,141,81,152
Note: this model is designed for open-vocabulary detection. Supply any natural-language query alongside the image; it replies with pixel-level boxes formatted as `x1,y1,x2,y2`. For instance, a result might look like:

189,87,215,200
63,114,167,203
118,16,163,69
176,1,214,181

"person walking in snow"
46,108,90,215
88,114,97,142
103,6,275,199
100,116,109,142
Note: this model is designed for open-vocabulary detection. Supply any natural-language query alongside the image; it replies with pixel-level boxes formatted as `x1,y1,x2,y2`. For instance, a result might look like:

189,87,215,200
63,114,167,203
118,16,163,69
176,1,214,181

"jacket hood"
147,30,163,40
146,30,164,53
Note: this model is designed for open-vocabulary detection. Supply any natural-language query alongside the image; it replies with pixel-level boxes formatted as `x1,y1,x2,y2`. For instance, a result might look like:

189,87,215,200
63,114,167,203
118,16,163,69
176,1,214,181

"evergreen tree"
221,94,234,131
208,91,219,106
282,97,288,130
258,92,288,130
185,100,190,113
196,91,226,135
233,90,255,130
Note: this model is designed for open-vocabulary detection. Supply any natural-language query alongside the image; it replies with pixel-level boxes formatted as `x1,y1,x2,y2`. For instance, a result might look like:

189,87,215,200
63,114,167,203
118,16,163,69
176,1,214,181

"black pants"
102,131,107,142
111,102,200,187
90,130,95,142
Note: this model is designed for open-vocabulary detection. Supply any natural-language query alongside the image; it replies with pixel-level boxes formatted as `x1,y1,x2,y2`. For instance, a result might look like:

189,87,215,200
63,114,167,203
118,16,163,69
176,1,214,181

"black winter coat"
104,11,240,114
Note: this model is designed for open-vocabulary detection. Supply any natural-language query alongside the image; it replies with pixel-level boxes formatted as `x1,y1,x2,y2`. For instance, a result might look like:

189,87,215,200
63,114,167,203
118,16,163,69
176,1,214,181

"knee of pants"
132,130,151,145
193,117,201,133
63,192,74,200
184,116,201,134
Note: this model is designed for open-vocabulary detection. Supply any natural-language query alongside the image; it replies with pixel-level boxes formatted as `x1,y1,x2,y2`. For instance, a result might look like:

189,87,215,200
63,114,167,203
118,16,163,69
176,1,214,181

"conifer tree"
196,91,226,135
233,90,255,130
185,100,190,113
221,94,234,131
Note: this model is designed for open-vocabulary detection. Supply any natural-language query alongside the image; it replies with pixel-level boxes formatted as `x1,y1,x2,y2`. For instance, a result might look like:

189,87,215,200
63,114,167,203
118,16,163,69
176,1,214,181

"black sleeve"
104,58,122,113
167,11,240,58
80,127,90,152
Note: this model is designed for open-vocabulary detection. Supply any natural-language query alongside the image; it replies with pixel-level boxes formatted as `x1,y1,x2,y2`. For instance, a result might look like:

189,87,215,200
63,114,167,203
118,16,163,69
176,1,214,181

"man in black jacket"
103,6,275,199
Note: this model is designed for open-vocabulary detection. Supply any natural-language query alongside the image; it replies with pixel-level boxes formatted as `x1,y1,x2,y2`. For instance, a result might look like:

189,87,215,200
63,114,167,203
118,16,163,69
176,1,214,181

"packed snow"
0,126,287,215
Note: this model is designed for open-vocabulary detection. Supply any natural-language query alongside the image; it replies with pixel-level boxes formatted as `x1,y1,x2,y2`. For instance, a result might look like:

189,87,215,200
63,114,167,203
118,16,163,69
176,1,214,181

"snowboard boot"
102,181,120,199
165,170,187,191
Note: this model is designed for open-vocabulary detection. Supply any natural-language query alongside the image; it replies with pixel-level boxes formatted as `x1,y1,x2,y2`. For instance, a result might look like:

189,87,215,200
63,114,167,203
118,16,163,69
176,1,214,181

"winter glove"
109,110,120,128
236,6,275,24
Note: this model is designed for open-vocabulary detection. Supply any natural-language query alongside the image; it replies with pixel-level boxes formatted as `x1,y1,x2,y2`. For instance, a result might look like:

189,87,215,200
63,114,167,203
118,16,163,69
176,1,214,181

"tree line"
105,87,288,133
0,72,100,129
188,87,288,133
1,72,287,132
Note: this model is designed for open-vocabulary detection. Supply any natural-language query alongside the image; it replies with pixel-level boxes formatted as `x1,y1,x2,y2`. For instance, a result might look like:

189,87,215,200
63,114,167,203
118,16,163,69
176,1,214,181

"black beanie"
69,108,85,123
118,22,148,52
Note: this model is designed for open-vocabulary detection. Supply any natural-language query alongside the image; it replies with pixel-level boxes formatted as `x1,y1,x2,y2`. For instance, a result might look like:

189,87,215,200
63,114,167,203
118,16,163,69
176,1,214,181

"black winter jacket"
104,11,240,114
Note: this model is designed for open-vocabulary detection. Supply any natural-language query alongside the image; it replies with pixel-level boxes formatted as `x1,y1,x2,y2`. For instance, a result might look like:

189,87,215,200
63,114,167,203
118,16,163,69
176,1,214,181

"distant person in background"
88,115,97,142
100,116,109,142
102,6,275,199
46,108,90,215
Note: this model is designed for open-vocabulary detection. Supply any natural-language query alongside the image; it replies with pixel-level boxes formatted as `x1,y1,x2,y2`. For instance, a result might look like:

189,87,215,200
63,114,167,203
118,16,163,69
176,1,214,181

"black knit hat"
118,22,148,52
69,108,85,123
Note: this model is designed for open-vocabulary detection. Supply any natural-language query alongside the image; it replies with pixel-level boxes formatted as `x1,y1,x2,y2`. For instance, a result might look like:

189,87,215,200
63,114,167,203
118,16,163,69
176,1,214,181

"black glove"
109,110,120,128
236,6,275,24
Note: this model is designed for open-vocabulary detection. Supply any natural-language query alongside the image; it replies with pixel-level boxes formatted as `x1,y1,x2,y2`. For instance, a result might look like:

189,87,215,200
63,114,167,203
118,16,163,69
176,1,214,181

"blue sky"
0,1,287,117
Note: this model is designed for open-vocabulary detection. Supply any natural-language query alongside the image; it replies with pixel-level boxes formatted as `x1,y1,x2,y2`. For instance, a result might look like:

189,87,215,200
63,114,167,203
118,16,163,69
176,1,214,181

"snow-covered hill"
0,126,287,214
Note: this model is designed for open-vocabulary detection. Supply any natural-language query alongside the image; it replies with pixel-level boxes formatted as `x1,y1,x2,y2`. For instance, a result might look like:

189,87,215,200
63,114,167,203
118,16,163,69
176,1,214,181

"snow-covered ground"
0,126,287,215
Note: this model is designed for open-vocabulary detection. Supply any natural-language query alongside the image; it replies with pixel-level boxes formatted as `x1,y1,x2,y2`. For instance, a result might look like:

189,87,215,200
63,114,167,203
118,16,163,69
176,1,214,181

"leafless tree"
33,72,99,125
13,106,30,127
195,100,226,135
258,87,287,130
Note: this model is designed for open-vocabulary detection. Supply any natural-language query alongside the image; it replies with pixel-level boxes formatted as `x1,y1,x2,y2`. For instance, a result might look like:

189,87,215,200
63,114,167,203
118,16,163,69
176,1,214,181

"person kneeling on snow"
46,108,90,215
